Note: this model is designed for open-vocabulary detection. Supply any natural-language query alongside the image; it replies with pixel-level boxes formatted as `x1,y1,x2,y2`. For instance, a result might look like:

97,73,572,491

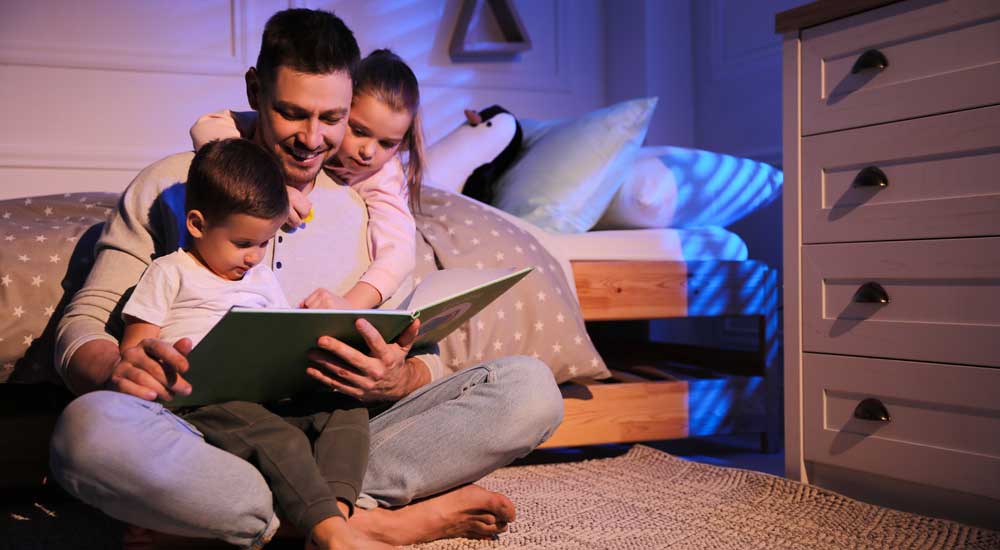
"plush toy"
423,105,522,203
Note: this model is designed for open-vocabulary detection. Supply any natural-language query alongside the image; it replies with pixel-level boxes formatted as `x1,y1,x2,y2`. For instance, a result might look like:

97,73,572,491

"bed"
0,104,783,490
409,188,782,453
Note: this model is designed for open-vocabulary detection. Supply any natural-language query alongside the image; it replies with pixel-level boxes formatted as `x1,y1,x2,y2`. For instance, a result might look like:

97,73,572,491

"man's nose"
297,119,322,151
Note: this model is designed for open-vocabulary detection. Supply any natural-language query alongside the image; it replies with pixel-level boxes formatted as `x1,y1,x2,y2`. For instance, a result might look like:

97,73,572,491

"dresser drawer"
801,238,1000,367
801,0,1000,135
802,353,1000,500
801,105,1000,244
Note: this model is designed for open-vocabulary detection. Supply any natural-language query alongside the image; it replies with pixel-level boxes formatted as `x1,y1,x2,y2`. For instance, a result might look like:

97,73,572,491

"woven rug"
5,445,997,549
413,445,999,550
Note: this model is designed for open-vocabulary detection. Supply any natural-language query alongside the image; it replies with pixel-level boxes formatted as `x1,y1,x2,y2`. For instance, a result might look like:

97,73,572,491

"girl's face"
326,93,412,184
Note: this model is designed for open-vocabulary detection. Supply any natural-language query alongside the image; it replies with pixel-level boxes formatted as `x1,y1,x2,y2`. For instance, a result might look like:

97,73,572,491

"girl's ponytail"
354,49,423,213
404,109,424,214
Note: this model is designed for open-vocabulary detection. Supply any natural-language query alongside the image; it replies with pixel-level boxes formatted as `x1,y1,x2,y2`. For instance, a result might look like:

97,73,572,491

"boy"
120,138,390,550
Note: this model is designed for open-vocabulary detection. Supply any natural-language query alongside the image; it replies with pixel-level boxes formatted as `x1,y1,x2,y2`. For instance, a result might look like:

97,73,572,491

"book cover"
167,266,532,408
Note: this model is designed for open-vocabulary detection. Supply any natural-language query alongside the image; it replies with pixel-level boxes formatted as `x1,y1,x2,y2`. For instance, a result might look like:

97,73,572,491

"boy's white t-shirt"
122,249,289,347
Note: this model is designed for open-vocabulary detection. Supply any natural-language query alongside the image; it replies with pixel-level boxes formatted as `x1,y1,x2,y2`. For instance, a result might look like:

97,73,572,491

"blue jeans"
49,356,563,549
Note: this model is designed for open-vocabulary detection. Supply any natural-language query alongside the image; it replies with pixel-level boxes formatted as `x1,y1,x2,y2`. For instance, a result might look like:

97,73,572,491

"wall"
605,0,806,348
0,0,605,199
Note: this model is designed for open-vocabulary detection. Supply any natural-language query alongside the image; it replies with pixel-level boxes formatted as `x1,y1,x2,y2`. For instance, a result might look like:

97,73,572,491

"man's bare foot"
350,484,516,546
305,515,397,550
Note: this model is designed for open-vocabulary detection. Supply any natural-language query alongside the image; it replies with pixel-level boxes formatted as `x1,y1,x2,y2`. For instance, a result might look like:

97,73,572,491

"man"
49,9,563,549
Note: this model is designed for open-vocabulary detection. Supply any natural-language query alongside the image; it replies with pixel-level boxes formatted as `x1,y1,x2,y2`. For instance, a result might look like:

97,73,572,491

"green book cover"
167,266,532,408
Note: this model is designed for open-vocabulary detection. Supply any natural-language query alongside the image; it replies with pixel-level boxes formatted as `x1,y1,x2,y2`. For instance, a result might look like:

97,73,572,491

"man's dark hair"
256,8,360,93
186,139,289,222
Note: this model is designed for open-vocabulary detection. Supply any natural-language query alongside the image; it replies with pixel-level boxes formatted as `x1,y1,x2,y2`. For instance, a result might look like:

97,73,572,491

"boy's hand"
306,318,425,402
284,186,313,231
108,338,193,402
300,288,354,309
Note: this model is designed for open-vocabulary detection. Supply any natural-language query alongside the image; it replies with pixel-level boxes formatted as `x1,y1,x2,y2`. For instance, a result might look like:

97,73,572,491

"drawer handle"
851,49,889,74
852,282,890,304
854,398,891,423
851,166,889,189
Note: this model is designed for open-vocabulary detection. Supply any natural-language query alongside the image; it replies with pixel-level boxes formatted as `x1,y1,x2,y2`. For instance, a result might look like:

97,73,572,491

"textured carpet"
4,445,997,549
413,445,999,550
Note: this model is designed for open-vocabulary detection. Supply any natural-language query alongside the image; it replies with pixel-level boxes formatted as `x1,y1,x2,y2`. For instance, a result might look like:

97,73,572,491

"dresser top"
775,0,901,33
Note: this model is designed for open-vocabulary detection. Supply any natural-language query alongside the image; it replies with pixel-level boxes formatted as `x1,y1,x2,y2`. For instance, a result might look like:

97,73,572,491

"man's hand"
305,318,428,402
107,338,193,402
299,288,354,309
284,185,313,230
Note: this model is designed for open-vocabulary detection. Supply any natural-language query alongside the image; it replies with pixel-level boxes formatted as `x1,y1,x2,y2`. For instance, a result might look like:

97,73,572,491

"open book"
167,266,532,408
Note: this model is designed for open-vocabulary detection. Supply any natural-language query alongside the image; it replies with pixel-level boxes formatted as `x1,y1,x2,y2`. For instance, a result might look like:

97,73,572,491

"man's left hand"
305,318,427,402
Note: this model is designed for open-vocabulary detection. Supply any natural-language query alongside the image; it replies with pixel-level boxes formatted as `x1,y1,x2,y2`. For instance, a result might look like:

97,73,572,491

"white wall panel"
0,0,605,198
692,0,802,165
0,0,250,75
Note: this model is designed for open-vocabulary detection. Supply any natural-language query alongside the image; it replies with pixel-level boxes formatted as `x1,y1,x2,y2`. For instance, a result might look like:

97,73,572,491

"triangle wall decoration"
449,0,532,61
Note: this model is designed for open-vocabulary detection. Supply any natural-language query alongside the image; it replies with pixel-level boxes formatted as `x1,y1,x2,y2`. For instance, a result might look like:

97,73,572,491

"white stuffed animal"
424,105,522,203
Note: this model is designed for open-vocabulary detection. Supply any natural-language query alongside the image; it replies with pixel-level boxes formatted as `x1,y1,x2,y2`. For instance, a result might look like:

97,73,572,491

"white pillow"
424,111,518,194
492,98,658,233
648,146,784,228
594,155,678,230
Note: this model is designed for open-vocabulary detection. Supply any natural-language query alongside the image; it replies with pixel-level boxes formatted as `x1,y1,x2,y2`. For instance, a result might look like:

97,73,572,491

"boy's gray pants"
181,392,369,535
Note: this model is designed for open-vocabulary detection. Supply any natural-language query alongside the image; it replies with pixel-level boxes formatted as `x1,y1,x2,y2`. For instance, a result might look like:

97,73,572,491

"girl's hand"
300,288,354,309
284,185,313,231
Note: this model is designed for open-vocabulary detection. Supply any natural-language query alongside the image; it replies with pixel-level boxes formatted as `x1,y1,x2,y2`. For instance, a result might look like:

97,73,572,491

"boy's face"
326,93,411,184
248,66,353,191
187,211,284,281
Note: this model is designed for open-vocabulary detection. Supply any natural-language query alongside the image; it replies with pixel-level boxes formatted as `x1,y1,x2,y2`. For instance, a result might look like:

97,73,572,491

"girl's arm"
189,109,258,149
346,157,417,307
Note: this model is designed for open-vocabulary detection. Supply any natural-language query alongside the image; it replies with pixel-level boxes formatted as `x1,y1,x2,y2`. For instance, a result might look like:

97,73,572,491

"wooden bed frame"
541,259,782,453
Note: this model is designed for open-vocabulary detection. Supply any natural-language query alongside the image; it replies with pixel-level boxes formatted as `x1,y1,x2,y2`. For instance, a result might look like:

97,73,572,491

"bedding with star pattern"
0,190,609,385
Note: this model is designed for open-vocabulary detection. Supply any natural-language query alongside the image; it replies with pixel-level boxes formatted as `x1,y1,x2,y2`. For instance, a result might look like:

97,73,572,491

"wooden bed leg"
760,267,783,454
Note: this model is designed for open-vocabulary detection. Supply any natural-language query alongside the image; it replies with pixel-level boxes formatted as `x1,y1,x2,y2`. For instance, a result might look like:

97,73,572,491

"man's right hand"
107,338,193,401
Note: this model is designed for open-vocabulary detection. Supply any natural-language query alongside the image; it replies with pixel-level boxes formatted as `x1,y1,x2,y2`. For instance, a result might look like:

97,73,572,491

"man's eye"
278,110,302,121
322,116,343,125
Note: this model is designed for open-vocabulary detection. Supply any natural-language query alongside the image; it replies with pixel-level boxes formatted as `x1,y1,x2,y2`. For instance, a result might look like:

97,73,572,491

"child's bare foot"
305,515,397,550
350,484,515,546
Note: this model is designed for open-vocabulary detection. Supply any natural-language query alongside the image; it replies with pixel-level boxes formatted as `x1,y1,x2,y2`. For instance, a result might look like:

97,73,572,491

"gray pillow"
0,193,117,383
415,188,610,383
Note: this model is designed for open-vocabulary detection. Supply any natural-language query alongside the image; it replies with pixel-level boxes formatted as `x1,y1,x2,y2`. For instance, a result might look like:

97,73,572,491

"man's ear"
245,67,261,111
186,210,207,239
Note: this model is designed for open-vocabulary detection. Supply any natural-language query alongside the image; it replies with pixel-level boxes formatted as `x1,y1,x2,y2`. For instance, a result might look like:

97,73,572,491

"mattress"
538,226,748,263
476,196,749,295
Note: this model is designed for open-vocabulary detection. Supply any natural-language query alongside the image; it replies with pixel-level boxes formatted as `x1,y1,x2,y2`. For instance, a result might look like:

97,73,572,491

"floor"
514,433,785,477
1,434,785,549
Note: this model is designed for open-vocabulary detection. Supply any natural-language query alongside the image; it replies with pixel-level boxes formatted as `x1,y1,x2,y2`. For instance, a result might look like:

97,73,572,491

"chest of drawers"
779,0,1000,528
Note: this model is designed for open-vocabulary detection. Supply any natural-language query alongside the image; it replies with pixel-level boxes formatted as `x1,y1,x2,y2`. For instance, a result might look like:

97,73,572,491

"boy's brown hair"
185,138,288,222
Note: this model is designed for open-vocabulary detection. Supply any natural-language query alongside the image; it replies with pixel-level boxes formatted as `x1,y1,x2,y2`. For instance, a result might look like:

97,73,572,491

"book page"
408,267,532,346
401,267,528,310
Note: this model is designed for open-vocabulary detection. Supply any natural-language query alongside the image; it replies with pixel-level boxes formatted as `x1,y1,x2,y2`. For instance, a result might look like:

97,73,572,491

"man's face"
249,66,353,190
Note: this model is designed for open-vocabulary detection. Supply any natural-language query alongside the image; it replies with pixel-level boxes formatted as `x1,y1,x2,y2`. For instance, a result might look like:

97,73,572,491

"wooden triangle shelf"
450,0,532,61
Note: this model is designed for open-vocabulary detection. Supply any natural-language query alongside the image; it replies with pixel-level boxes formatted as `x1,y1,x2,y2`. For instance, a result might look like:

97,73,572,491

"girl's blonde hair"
353,49,424,213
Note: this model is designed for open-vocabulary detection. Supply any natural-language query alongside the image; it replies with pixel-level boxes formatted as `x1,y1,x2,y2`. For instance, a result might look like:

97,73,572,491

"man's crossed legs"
49,356,563,548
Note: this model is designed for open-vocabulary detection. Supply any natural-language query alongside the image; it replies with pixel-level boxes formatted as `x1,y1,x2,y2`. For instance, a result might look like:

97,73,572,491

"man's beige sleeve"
54,153,193,386
410,345,450,383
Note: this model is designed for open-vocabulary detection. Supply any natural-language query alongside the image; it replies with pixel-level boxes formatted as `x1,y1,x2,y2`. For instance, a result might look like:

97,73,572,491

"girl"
191,49,424,310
